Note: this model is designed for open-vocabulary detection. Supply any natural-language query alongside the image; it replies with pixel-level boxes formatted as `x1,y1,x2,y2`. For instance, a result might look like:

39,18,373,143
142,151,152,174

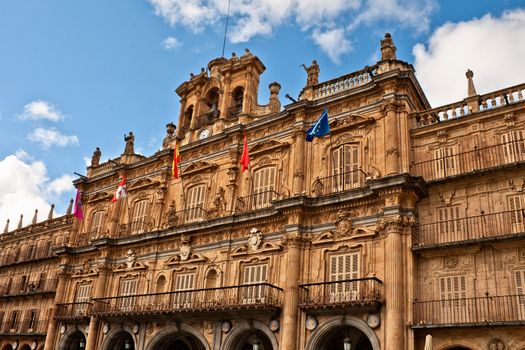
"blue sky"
0,0,524,227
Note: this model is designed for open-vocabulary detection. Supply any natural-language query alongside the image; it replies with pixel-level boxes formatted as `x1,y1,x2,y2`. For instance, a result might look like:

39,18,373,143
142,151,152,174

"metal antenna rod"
221,0,232,58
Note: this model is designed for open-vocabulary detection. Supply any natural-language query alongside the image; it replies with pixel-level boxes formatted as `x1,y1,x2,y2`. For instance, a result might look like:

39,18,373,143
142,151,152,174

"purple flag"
73,189,84,221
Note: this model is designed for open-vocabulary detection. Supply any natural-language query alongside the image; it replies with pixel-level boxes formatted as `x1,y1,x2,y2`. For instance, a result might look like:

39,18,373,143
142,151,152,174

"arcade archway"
145,325,210,350
61,330,87,350
105,330,135,350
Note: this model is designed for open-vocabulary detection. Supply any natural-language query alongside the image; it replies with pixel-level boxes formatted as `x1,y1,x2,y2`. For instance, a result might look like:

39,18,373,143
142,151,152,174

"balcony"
55,302,92,321
116,218,154,237
311,169,367,196
0,319,48,335
194,110,219,129
226,105,242,120
0,246,55,266
0,279,57,297
414,295,525,328
410,140,525,182
299,277,384,314
234,190,279,214
416,210,525,249
91,283,283,319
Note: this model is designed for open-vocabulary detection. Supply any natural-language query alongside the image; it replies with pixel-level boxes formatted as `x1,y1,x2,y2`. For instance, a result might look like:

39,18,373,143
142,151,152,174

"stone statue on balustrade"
301,60,320,86
380,33,397,60
91,147,101,167
124,132,135,154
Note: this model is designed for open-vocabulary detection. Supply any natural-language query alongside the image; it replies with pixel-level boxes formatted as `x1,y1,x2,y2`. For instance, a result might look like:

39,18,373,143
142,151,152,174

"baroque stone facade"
1,33,525,350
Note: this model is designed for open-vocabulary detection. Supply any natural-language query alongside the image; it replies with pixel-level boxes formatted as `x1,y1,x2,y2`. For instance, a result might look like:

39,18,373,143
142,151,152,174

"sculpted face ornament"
248,227,263,250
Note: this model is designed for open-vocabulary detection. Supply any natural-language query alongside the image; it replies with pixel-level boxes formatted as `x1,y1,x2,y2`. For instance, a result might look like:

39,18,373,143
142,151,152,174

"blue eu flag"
306,108,330,142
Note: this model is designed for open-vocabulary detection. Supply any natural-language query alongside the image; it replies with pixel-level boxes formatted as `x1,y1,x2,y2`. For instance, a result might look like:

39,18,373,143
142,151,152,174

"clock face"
199,128,210,139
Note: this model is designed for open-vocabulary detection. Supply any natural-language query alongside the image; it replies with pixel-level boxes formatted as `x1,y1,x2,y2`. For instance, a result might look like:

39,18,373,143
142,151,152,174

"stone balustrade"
413,82,525,127
313,66,377,100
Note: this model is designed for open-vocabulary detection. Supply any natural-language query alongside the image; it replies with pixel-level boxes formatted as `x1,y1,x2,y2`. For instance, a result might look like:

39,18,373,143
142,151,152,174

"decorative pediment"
114,261,148,272
249,140,290,157
232,245,249,257
87,191,113,203
165,251,207,266
128,177,159,191
182,161,218,177
312,231,335,245
330,114,374,131
72,268,99,278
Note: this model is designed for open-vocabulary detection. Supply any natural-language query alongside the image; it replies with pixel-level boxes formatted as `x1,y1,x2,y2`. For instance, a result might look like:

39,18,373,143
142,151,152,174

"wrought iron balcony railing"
117,218,154,237
91,283,283,317
299,277,384,311
414,295,525,327
234,190,279,213
0,319,49,334
416,210,525,247
227,105,242,120
194,110,219,129
410,140,525,182
310,169,367,197
55,302,92,320
0,279,57,297
0,246,54,266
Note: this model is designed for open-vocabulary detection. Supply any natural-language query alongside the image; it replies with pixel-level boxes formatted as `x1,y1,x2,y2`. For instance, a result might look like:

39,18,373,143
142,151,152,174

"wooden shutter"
437,206,461,238
131,200,148,233
502,131,525,163
508,195,523,227
90,211,104,234
439,275,466,300
74,283,92,315
332,144,360,191
174,273,195,306
186,185,206,222
515,270,525,317
434,147,457,179
253,167,276,208
329,253,360,301
243,264,268,302
119,278,138,309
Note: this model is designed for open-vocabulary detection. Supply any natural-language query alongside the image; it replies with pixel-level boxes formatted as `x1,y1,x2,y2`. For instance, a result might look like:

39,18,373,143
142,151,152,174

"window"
20,275,28,293
515,270,525,319
242,264,268,303
173,273,195,308
10,310,19,331
74,283,92,315
332,144,361,192
186,185,206,222
508,195,524,232
253,167,276,208
437,206,462,241
439,275,467,322
183,106,194,129
502,131,525,163
90,211,105,235
130,199,148,234
25,310,37,332
26,245,35,261
329,253,360,302
118,278,138,310
434,146,459,178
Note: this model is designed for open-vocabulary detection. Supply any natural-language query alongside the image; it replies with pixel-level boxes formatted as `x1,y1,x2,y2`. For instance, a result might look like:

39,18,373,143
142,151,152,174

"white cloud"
147,0,438,63
28,127,79,148
18,100,64,122
162,36,182,50
312,28,351,64
0,152,74,230
413,9,525,107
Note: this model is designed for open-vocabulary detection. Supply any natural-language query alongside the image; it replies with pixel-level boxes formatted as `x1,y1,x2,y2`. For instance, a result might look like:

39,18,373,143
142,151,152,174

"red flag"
172,143,180,178
240,131,250,172
73,189,84,221
112,177,127,202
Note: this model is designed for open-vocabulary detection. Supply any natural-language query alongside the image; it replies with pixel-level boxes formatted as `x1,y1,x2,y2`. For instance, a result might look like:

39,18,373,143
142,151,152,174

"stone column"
384,100,400,175
220,74,231,117
85,265,111,350
43,271,69,350
382,216,406,350
175,97,187,139
281,231,307,350
292,128,306,196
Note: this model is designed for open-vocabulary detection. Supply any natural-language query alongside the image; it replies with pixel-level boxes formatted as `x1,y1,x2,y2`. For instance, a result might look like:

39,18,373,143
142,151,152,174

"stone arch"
145,324,210,350
19,345,32,350
305,315,380,350
436,341,478,350
1,344,13,350
58,324,87,350
101,325,137,350
221,319,278,350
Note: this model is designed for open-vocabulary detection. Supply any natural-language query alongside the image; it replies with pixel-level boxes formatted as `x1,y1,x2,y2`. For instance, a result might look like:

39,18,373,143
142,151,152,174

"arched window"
90,210,105,236
252,166,276,208
229,86,244,118
183,105,194,129
130,199,148,234
332,144,361,191
185,184,206,222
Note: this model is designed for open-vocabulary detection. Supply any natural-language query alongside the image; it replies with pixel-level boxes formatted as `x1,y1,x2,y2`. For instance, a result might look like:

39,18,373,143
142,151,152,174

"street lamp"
343,337,352,350
79,339,85,350
252,339,260,350
124,339,132,350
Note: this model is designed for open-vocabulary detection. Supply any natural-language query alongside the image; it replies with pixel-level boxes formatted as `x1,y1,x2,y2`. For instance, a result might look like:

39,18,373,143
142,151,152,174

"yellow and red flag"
172,143,181,178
